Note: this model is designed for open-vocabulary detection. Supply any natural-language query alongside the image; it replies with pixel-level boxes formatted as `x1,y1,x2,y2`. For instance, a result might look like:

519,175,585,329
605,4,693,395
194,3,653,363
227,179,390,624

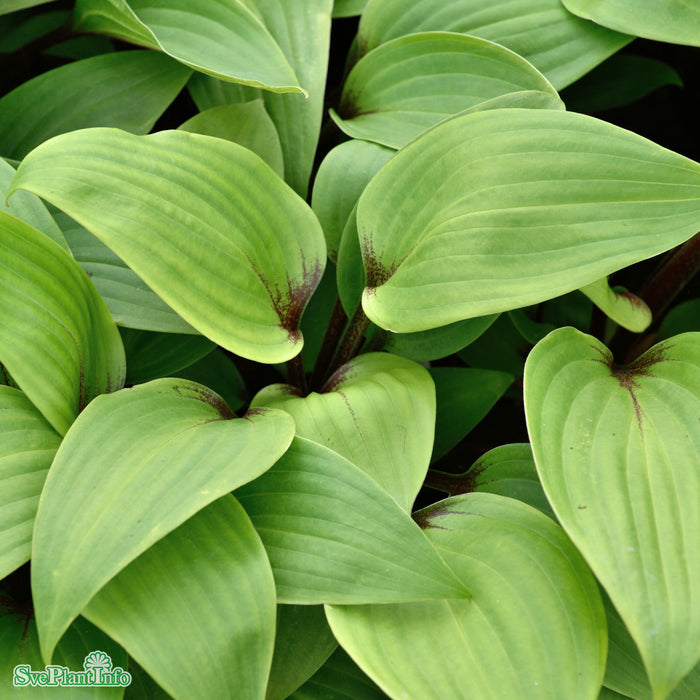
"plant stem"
611,231,700,361
286,354,308,395
310,296,348,389
323,303,371,384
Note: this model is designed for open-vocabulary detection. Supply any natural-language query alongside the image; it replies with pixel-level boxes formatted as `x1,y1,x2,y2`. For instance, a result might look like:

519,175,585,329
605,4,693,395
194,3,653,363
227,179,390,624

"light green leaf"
187,71,261,111
0,50,191,160
240,0,333,196
58,212,196,334
524,328,700,697
383,315,498,362
289,647,387,700
357,0,632,89
74,0,304,94
83,496,276,700
252,352,435,512
0,211,125,435
10,128,327,363
357,108,700,334
561,55,683,113
120,328,214,384
178,100,284,178
236,437,469,604
0,158,67,250
580,277,652,332
0,606,128,700
0,0,56,16
31,378,294,662
266,605,337,700
332,32,559,149
0,386,60,581
312,139,394,262
562,0,700,48
174,349,247,413
332,0,368,18
327,492,606,699
430,367,513,460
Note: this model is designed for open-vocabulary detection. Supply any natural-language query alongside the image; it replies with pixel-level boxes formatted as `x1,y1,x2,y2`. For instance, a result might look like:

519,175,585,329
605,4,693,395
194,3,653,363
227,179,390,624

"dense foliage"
0,1,699,699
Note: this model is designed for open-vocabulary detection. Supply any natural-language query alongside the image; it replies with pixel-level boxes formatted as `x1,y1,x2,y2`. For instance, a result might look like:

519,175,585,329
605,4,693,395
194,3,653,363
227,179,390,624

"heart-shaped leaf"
357,0,631,89
0,211,125,435
524,328,700,697
356,108,700,333
0,386,60,580
83,495,276,700
74,0,303,94
252,352,435,512
0,50,191,160
562,0,700,48
9,127,327,363
327,492,606,699
332,32,559,149
31,378,294,662
236,437,469,604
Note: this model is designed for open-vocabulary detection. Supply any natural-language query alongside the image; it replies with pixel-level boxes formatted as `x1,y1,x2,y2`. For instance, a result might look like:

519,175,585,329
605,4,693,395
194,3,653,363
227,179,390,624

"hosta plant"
0,1,699,699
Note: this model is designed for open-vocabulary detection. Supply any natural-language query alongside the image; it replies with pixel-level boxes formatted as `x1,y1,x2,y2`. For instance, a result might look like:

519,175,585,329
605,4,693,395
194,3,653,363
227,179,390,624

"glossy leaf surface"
31,378,294,661
252,353,435,512
84,496,276,700
525,329,700,697
563,0,700,48
327,493,606,699
10,128,327,363
74,0,303,93
0,50,191,159
0,387,60,580
357,109,700,333
333,32,558,149
0,211,125,435
357,0,631,89
236,437,469,604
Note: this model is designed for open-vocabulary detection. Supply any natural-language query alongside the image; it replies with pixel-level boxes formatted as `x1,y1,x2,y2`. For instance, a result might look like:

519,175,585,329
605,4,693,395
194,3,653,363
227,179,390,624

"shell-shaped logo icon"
83,651,113,672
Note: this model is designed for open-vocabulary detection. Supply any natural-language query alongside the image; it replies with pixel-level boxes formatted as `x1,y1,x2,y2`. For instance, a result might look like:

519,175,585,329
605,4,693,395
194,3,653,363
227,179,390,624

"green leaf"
83,496,276,700
332,0,368,18
0,158,67,250
357,0,632,89
524,328,700,697
240,0,334,196
74,0,304,94
178,100,284,178
658,300,700,339
58,212,195,334
187,71,261,111
459,314,527,377
0,0,56,16
562,0,700,48
383,315,498,362
31,378,294,662
357,108,700,334
289,647,388,700
120,328,214,385
0,211,125,435
10,127,327,363
332,32,559,149
0,604,128,700
0,9,69,54
0,386,60,581
266,605,337,700
327,492,606,699
124,660,172,699
430,367,513,460
561,54,683,113
579,277,652,332
0,50,191,160
173,349,247,413
312,139,394,263
236,437,469,604
252,352,436,512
